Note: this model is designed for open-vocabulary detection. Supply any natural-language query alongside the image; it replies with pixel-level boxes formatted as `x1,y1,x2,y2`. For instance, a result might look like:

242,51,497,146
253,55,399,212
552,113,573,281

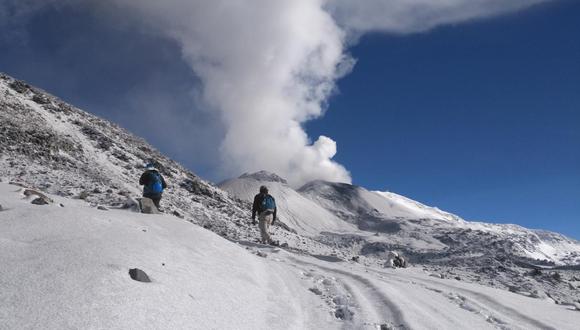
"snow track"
280,252,576,330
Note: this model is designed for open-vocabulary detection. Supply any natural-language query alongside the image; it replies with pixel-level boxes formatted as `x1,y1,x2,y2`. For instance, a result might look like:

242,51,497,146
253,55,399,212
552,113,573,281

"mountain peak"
238,170,288,184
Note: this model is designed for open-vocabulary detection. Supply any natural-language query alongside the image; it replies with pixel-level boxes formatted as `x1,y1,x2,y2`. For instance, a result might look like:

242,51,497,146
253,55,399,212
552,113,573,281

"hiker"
139,163,167,210
252,185,277,244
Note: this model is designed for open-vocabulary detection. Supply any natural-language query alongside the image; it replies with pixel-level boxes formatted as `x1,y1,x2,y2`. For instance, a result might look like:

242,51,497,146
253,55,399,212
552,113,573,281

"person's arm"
251,195,258,221
139,172,147,185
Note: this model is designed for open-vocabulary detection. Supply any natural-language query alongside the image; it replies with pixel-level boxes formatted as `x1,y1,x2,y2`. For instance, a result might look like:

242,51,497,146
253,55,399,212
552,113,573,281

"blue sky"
0,1,578,238
308,1,580,237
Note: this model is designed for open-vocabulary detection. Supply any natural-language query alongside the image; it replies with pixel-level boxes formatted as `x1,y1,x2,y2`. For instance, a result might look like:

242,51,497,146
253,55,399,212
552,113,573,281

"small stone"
256,251,267,258
280,242,289,248
59,203,65,207
97,205,108,211
92,188,102,194
129,268,151,283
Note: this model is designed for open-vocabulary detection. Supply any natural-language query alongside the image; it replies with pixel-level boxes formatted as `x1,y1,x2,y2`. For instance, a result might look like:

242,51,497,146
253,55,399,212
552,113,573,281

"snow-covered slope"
2,73,580,328
0,182,338,330
0,73,257,242
2,183,579,329
219,171,356,235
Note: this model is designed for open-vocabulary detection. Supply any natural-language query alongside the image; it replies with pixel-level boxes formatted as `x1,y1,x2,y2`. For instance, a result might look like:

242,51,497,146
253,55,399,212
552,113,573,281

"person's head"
145,162,157,171
259,185,268,194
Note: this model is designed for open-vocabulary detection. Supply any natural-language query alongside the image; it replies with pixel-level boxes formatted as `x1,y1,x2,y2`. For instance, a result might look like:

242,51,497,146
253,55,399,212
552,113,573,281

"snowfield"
1,183,579,329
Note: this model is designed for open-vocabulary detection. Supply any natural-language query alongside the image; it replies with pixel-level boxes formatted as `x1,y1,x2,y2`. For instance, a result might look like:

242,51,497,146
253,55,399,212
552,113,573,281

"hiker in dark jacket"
139,163,167,209
252,185,277,244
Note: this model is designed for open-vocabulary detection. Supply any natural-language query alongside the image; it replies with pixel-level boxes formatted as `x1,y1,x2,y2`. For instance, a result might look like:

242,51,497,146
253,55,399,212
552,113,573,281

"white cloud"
1,0,548,186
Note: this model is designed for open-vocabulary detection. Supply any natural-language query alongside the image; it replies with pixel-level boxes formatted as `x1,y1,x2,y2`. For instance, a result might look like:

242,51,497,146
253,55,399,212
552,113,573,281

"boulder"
385,251,407,268
23,189,53,204
31,197,49,205
139,198,160,214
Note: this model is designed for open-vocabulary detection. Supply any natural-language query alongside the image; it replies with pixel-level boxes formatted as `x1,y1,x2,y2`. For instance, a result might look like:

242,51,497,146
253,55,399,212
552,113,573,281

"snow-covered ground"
1,182,579,329
2,73,580,329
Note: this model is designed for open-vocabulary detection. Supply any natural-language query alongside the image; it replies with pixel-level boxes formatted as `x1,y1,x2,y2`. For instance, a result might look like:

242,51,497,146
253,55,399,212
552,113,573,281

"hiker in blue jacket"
139,163,167,209
252,185,277,244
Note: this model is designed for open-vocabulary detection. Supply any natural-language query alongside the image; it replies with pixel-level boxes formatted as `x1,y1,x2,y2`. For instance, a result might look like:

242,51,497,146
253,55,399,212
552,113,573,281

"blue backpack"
148,172,163,194
261,194,276,212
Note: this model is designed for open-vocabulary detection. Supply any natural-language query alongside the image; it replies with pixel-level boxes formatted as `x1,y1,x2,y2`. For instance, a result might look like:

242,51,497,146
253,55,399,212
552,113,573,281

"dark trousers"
143,193,162,209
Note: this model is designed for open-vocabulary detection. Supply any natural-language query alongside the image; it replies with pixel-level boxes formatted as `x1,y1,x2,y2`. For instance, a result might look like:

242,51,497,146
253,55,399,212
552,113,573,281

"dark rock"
97,205,108,211
180,178,214,197
31,197,49,205
0,203,3,211
92,188,102,194
32,94,50,104
9,80,29,93
308,287,322,295
351,256,360,262
172,210,183,218
128,268,151,283
334,306,354,320
280,242,289,248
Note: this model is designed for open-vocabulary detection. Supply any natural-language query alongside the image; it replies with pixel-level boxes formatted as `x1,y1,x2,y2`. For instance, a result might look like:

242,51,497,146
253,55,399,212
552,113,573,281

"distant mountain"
219,172,355,235
222,171,580,266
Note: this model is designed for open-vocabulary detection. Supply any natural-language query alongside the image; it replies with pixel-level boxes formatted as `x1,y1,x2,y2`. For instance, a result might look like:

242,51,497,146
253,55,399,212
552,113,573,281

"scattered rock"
92,188,102,194
308,287,322,295
129,268,151,283
23,189,53,204
78,191,90,200
120,197,141,212
59,203,65,207
334,306,354,320
351,256,360,262
454,276,461,281
32,94,50,104
9,80,29,93
172,210,184,218
31,197,49,205
139,198,160,214
97,205,108,211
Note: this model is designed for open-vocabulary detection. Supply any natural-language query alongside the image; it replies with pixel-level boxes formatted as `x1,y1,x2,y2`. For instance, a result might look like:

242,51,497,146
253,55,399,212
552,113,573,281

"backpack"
261,194,276,212
148,172,163,194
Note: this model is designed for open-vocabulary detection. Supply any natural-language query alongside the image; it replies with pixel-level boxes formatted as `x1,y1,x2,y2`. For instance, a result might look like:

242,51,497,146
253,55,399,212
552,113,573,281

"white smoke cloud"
1,0,547,186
